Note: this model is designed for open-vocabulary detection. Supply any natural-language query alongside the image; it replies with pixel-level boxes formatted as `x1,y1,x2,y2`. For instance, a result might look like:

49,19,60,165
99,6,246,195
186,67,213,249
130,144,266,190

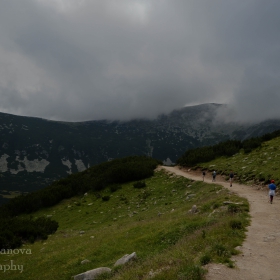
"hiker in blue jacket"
268,180,277,204
212,171,216,182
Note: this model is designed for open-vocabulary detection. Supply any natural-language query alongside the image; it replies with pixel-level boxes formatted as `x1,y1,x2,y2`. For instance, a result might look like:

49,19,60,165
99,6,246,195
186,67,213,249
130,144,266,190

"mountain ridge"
1,103,280,203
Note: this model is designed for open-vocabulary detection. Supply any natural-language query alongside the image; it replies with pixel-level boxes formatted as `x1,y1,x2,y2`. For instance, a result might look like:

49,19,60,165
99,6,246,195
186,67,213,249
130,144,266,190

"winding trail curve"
161,166,280,280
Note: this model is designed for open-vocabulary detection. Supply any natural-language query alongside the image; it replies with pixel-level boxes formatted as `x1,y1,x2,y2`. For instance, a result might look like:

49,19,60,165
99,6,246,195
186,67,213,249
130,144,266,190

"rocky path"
161,166,280,280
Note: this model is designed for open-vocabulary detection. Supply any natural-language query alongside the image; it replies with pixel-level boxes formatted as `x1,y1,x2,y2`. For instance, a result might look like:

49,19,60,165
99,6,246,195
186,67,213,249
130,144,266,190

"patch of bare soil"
160,166,280,280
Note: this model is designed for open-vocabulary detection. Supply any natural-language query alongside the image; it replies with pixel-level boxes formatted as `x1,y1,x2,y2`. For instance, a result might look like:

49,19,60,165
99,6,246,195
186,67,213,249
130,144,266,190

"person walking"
268,180,276,204
229,171,234,187
202,171,206,181
212,170,216,182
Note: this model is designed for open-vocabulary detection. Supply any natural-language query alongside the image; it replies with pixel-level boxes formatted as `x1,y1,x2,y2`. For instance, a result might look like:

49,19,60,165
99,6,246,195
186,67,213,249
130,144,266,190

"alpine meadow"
1,127,280,279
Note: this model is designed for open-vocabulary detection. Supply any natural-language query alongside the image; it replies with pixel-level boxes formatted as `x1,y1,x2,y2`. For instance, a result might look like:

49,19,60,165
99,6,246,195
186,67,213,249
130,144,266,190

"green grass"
197,137,280,185
0,169,249,280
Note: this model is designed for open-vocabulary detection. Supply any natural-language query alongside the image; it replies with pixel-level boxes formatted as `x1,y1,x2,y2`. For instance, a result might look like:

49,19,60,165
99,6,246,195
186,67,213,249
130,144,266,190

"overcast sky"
0,0,280,122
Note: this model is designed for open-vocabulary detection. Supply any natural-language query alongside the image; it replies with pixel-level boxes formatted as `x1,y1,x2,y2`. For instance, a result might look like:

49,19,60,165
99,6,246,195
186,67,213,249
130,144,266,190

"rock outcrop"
73,252,137,280
73,267,111,280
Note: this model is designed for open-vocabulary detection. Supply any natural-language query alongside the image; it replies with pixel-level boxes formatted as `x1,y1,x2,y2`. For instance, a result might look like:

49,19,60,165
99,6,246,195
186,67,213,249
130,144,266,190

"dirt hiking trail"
161,166,280,280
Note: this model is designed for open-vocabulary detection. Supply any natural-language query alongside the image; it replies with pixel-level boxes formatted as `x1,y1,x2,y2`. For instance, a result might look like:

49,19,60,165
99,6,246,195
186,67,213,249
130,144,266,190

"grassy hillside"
0,169,249,280
4,133,280,279
195,136,280,185
0,156,160,252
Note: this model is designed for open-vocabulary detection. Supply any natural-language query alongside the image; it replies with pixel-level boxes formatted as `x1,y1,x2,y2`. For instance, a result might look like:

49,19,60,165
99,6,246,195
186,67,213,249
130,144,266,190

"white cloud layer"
0,0,280,122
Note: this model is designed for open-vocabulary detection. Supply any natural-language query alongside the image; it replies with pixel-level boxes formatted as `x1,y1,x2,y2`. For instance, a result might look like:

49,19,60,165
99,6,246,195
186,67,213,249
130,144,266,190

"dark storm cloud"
0,0,279,122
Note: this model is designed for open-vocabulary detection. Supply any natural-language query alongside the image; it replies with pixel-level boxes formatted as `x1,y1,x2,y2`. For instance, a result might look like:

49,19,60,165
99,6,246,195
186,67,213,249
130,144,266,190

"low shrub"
110,184,122,192
133,181,146,189
202,230,206,239
228,204,239,213
119,194,129,204
200,254,211,265
0,216,58,249
229,219,243,230
102,196,110,202
212,243,230,258
213,202,220,209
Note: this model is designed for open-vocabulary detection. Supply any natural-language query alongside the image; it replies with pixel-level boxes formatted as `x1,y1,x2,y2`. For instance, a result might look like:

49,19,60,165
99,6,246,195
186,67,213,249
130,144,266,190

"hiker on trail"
229,171,234,187
268,180,276,204
212,171,216,182
202,171,206,181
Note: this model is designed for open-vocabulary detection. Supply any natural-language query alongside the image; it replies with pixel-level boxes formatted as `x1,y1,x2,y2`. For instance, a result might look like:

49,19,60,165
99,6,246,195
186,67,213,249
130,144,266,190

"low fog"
0,1,280,123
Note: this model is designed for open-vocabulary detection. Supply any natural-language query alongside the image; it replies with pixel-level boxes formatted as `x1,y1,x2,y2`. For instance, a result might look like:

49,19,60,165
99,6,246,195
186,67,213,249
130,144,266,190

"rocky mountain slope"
1,103,280,202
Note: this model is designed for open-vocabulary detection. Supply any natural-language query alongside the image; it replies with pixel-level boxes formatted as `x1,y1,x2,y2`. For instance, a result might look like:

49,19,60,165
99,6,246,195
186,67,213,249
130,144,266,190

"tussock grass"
0,170,249,280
